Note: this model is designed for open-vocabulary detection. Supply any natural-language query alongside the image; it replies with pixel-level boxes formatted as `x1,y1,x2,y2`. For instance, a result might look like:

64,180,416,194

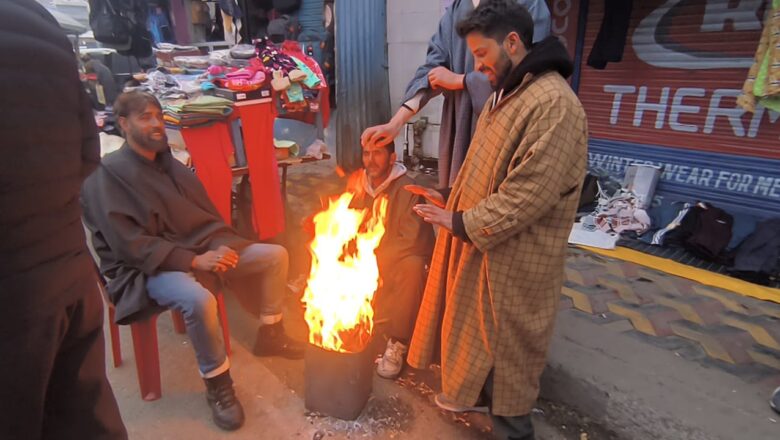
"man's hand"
414,204,453,232
191,246,239,273
405,185,445,208
428,67,464,91
361,121,401,148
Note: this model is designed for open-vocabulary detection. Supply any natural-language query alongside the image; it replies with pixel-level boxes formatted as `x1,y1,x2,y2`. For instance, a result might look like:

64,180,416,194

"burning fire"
302,190,388,353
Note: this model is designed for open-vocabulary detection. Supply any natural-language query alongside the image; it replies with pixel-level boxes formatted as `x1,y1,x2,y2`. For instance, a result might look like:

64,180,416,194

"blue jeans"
146,243,288,376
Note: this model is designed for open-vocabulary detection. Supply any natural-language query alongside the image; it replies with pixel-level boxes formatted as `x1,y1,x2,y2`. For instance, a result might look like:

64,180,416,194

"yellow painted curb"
578,246,780,305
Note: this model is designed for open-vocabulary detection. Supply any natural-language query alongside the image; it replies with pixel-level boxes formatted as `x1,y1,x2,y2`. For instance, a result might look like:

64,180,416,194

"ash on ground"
306,394,415,438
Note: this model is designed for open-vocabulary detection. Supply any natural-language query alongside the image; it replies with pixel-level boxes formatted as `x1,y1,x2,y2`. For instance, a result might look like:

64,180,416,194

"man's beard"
128,127,169,153
492,49,514,90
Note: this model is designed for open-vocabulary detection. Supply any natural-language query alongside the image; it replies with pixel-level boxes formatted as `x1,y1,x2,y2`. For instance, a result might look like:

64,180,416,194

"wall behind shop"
386,0,447,159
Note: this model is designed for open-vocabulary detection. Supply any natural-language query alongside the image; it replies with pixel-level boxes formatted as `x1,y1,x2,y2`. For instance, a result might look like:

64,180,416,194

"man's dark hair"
456,0,534,49
113,90,162,118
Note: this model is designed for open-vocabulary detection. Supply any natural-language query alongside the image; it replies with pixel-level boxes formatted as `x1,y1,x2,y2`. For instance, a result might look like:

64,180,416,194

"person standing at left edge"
0,0,127,438
408,1,588,439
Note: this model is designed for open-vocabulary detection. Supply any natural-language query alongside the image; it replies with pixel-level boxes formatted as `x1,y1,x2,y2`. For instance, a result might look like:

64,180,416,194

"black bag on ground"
729,218,780,285
577,173,599,212
684,203,733,261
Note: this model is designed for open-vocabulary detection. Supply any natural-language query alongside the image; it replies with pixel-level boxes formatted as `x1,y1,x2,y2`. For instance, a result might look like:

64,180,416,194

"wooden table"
232,153,331,206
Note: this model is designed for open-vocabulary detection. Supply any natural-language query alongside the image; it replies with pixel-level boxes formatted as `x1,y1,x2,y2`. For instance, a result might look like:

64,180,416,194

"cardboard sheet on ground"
568,223,619,250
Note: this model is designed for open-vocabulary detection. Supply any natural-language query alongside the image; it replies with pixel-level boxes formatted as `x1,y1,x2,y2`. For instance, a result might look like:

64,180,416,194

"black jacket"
0,0,100,318
81,146,251,324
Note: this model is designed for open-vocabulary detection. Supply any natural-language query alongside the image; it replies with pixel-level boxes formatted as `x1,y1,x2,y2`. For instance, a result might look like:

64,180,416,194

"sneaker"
434,393,488,413
771,386,780,415
253,321,305,359
376,339,407,379
204,372,245,431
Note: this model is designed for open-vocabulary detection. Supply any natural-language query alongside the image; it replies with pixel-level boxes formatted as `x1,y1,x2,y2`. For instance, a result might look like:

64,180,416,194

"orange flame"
302,190,388,353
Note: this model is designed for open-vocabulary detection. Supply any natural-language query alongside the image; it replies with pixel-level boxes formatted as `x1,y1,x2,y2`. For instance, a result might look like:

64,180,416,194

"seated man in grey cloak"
350,142,435,379
81,91,303,432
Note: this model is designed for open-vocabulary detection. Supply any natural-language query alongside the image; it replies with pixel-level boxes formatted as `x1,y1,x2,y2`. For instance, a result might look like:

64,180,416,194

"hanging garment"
737,0,780,113
233,102,285,239
221,11,242,45
587,0,633,70
219,0,243,45
89,0,152,56
147,8,174,44
180,121,236,223
403,0,551,187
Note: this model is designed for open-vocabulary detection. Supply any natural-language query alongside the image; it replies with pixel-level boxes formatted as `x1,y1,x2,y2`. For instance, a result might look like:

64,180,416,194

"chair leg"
171,310,186,334
130,315,162,401
216,293,231,356
108,307,122,368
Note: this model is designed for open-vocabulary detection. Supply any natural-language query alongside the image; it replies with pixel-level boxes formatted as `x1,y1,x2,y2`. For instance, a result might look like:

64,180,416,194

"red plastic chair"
97,274,232,401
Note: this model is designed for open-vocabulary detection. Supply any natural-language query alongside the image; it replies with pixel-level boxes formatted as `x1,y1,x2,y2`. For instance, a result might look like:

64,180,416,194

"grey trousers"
484,370,535,440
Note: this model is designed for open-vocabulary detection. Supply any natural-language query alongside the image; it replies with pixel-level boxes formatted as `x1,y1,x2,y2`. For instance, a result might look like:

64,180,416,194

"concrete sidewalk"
105,157,780,439
278,157,780,439
543,250,780,440
104,298,570,439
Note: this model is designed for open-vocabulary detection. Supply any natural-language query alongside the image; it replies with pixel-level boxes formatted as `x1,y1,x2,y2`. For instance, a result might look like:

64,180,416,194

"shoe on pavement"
434,393,489,413
771,386,780,415
204,371,245,431
377,339,408,379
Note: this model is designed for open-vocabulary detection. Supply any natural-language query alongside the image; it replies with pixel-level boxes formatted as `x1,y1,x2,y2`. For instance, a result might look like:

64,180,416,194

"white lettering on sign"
551,0,572,49
669,88,705,133
604,85,636,124
704,89,744,136
700,0,763,32
754,177,780,197
632,0,755,69
588,153,780,199
602,84,780,138
633,86,670,129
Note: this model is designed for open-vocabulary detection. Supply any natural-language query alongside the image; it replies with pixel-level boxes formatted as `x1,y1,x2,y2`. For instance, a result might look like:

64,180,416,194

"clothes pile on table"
197,38,326,113
163,95,235,127
132,70,190,100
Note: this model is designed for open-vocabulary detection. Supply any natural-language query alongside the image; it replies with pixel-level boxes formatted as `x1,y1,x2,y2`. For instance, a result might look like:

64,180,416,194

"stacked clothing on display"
196,38,328,116
163,95,235,127
134,70,188,99
201,59,268,92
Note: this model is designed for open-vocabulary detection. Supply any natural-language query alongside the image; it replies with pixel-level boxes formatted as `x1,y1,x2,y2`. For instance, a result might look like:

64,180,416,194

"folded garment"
290,56,321,89
166,95,235,116
286,82,304,103
163,95,235,127
273,139,300,156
